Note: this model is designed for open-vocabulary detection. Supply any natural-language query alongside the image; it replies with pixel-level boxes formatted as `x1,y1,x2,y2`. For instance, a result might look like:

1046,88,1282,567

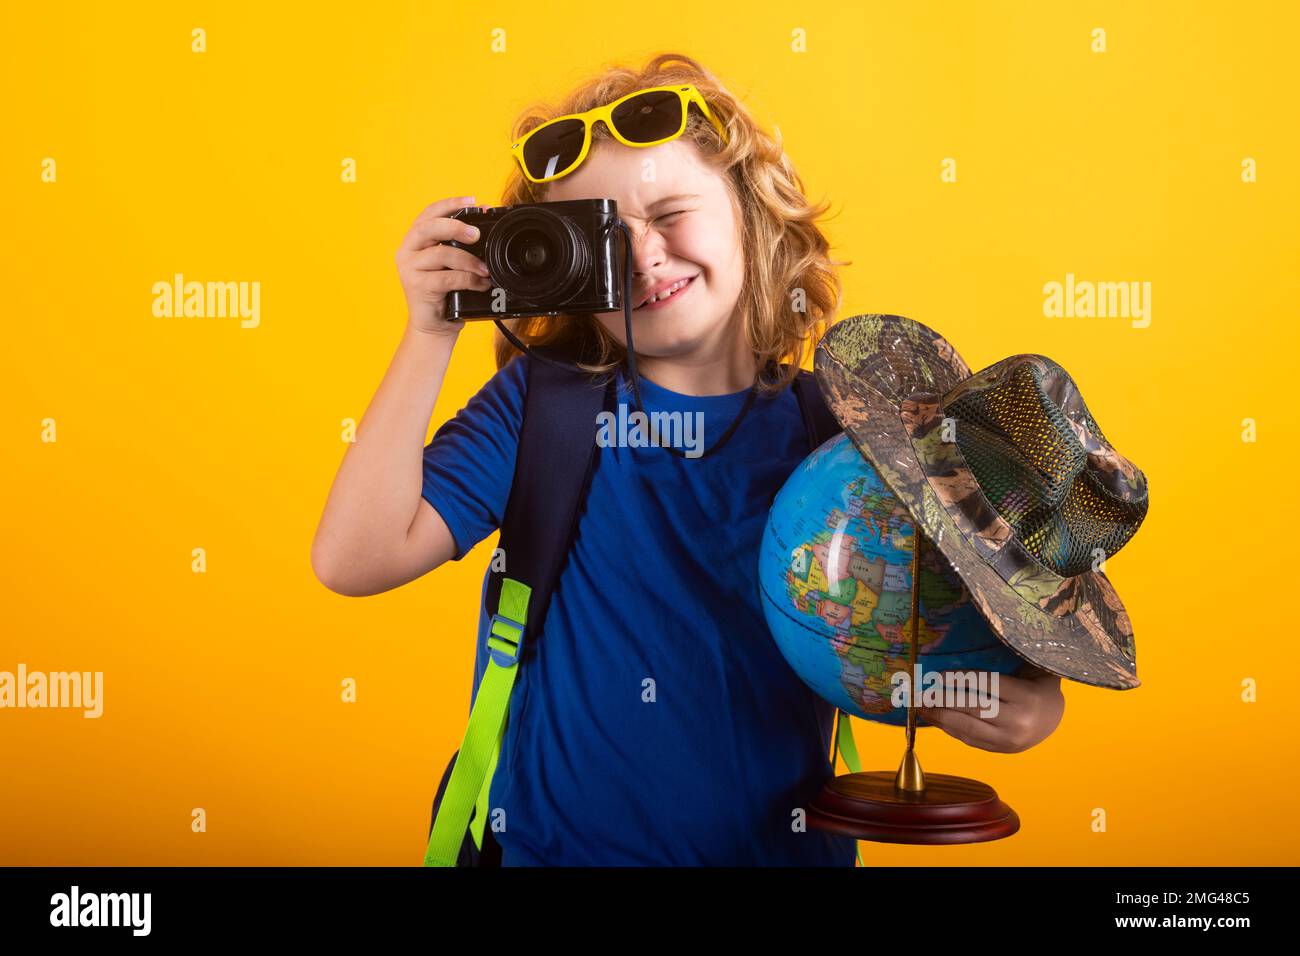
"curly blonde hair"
491,52,849,397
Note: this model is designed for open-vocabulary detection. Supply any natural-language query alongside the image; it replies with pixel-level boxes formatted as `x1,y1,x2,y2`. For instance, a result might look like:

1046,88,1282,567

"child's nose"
629,227,667,270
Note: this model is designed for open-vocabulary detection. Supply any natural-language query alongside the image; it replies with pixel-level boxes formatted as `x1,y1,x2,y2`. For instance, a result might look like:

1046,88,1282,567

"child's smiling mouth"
634,274,698,311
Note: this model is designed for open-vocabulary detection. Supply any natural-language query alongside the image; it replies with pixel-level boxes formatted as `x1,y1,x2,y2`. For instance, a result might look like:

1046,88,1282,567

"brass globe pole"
895,532,926,793
806,525,1020,844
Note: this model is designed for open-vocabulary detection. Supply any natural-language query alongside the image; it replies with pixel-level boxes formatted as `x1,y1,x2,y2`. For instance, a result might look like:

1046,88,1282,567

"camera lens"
485,206,589,307
511,229,551,274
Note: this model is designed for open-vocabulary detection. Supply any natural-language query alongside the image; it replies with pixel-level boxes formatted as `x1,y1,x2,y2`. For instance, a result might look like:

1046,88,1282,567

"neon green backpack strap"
469,715,505,850
834,710,866,868
836,709,863,774
423,578,531,866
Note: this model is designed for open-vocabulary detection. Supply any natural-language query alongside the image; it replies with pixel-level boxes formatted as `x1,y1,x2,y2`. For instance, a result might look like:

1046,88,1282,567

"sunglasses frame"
510,83,730,185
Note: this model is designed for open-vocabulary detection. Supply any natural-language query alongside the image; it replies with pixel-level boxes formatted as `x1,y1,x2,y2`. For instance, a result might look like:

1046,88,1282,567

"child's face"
542,138,745,362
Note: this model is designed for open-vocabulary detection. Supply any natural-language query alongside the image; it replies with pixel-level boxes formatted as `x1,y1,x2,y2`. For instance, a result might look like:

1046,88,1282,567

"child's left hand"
918,664,1065,754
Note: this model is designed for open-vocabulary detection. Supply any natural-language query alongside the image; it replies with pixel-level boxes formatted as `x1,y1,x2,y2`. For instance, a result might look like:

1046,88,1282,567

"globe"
759,432,1027,726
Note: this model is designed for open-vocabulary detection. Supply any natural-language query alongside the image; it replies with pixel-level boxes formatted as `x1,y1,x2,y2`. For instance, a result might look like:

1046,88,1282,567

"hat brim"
814,314,1140,690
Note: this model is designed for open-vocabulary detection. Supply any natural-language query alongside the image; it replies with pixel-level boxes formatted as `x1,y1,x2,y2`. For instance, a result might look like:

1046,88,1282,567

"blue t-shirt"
422,352,857,866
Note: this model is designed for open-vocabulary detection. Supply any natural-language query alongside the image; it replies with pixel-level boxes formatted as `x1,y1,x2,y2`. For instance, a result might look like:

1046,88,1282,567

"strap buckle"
487,612,526,668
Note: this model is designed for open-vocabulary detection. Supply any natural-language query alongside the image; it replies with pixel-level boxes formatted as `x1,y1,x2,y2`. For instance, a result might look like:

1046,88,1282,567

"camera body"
445,199,624,320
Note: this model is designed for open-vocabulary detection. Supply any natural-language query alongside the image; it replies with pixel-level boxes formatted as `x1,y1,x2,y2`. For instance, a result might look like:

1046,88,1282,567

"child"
311,53,1065,866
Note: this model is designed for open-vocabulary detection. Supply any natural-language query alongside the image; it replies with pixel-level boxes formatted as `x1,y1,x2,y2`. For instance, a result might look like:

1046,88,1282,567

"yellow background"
3,1,1296,865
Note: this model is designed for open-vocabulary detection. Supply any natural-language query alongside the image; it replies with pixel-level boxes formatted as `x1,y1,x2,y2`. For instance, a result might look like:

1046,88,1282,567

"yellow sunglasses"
511,84,730,184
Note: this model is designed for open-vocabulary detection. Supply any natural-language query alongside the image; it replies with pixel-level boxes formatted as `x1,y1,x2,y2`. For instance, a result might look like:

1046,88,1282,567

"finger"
410,197,492,236
924,669,1008,708
400,215,483,255
411,268,492,298
915,707,982,728
922,696,1009,726
923,700,1005,723
416,200,498,221
413,195,479,224
992,667,1062,706
935,668,1039,705
405,245,492,276
924,708,1016,753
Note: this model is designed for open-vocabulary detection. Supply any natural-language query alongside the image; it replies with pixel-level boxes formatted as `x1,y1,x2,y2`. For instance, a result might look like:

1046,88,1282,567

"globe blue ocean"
759,432,1027,725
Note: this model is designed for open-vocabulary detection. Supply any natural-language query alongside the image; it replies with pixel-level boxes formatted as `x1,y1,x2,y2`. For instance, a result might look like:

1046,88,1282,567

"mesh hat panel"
947,361,1148,577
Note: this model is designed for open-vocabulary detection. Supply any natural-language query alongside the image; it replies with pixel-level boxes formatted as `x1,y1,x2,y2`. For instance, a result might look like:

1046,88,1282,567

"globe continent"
759,432,1026,726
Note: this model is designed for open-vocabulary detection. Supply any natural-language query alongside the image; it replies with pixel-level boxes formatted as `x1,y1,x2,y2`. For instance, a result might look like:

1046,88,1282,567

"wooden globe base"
807,771,1020,845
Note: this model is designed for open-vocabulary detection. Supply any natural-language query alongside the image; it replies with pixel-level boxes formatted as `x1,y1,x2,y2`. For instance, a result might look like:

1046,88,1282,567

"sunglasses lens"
610,90,685,144
522,117,587,180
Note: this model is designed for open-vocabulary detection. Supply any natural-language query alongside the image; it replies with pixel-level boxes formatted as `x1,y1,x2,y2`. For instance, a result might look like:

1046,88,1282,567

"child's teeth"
650,279,688,303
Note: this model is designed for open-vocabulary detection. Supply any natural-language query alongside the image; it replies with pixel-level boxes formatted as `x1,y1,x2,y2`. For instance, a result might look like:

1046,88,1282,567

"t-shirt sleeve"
421,353,528,561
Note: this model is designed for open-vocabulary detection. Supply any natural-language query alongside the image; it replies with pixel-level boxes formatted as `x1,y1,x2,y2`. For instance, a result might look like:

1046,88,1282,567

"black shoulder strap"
791,366,843,452
483,349,613,665
437,349,611,868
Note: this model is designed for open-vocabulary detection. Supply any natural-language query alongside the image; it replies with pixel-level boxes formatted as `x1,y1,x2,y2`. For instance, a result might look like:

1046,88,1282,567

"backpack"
422,346,865,866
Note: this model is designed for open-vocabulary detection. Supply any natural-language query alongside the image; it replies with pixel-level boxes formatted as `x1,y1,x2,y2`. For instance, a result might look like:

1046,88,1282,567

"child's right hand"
396,195,494,336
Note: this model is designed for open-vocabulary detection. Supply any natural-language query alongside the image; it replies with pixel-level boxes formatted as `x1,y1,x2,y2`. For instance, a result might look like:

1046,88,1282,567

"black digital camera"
445,199,624,320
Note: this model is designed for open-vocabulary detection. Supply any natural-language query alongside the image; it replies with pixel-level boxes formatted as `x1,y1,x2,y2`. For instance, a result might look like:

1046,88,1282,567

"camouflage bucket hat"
814,314,1150,690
